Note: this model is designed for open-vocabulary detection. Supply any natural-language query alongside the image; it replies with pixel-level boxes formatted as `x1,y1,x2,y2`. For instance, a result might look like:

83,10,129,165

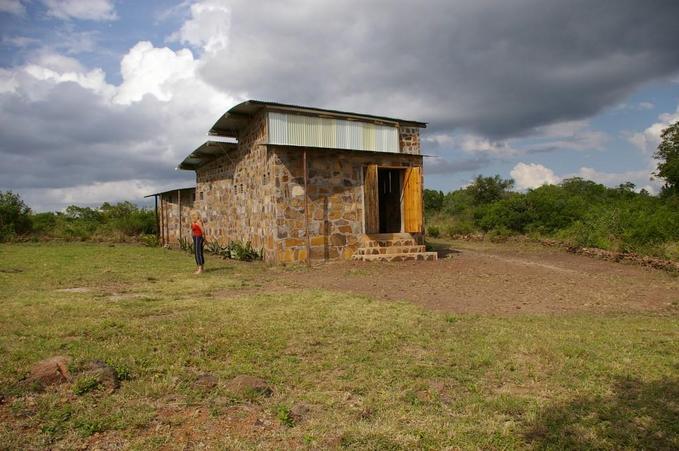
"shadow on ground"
524,376,679,449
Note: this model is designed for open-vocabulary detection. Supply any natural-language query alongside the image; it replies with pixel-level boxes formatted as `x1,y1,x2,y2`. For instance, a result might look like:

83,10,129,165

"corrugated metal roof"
209,99,427,137
177,141,239,171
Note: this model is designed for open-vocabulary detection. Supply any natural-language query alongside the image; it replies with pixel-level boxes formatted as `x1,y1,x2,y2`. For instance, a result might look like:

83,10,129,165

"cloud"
423,119,608,159
114,42,197,104
168,0,230,54
0,0,25,15
511,163,561,189
42,0,117,21
0,40,239,210
509,162,658,193
196,0,679,138
628,105,679,154
424,155,490,175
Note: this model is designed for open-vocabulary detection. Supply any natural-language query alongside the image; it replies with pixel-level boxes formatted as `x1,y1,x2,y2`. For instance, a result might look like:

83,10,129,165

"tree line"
0,197,155,243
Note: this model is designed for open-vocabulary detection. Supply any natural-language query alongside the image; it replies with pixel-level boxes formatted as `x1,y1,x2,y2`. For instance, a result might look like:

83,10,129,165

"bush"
423,174,679,261
444,220,476,237
427,225,440,238
0,191,32,241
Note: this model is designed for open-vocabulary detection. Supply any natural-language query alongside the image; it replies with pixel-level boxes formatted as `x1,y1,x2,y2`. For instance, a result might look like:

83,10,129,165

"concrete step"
356,245,426,255
362,239,418,248
363,233,414,240
352,252,438,262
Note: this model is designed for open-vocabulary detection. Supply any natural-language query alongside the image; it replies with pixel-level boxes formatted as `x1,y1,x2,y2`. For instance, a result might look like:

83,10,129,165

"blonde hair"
190,210,201,221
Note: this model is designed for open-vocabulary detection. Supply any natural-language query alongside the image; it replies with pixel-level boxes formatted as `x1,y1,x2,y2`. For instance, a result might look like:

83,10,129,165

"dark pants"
193,236,204,266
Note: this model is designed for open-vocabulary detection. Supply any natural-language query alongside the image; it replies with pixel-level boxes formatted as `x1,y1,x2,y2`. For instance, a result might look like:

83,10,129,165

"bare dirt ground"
247,240,679,315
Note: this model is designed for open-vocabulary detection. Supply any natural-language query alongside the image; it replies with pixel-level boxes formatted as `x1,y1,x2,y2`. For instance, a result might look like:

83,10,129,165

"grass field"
0,243,677,449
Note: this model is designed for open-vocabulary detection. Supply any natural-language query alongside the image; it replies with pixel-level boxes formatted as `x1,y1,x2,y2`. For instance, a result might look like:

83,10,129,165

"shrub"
0,191,32,241
427,225,440,238
444,220,476,237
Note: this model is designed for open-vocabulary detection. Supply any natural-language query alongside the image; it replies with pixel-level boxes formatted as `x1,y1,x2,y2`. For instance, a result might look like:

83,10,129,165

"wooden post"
154,195,160,243
177,189,182,244
303,150,311,267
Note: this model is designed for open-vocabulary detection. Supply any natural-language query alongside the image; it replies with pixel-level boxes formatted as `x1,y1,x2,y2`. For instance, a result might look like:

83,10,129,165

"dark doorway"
378,168,402,233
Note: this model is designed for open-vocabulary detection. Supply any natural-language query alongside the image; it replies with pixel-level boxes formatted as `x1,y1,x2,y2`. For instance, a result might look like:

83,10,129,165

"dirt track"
254,241,679,315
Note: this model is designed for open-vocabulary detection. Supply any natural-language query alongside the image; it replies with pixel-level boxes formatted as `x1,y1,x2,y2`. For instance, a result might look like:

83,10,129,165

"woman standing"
190,211,205,274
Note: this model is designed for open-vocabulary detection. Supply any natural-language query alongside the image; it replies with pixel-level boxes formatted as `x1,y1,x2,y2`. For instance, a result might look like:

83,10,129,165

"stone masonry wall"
194,110,277,261
159,188,195,246
399,126,421,155
271,147,423,263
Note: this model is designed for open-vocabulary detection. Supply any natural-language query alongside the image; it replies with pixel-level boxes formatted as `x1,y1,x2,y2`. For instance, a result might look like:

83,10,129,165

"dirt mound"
27,356,71,388
226,375,272,397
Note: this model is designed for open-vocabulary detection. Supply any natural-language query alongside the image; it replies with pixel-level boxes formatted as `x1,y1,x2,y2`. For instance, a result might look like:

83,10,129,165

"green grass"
0,243,677,449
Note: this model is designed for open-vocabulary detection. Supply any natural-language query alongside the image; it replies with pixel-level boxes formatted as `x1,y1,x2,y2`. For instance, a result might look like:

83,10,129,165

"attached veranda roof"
144,187,195,198
177,141,238,170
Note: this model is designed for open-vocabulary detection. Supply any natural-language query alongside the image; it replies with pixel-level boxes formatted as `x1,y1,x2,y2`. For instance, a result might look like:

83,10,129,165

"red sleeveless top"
191,222,203,237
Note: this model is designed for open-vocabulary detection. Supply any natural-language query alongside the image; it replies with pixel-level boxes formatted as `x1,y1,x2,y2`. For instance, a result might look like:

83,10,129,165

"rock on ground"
226,375,272,397
80,361,120,392
194,373,218,390
27,356,71,387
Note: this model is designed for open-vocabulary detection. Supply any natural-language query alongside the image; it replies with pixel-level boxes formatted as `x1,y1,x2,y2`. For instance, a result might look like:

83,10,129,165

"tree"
0,191,32,241
466,175,514,205
423,189,444,212
654,120,679,197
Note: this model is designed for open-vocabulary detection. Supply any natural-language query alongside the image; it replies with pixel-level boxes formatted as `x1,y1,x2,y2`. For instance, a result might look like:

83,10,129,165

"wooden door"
364,164,379,233
402,166,423,233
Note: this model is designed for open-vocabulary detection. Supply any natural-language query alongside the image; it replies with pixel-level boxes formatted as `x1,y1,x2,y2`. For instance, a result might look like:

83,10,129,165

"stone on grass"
289,403,311,423
194,373,218,390
27,356,71,388
226,375,272,397
80,360,120,392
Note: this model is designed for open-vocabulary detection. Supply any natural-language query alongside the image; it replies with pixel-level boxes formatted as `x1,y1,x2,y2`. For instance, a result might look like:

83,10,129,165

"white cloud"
42,0,117,21
510,162,657,192
169,0,230,54
114,42,197,104
573,166,655,192
0,0,25,15
628,106,679,154
511,163,561,189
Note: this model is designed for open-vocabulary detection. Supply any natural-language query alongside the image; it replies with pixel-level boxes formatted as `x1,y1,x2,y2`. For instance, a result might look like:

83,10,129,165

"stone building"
172,100,436,263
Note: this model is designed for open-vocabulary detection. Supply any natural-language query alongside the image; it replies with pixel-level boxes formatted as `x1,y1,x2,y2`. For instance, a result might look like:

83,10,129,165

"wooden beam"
177,189,182,244
364,164,379,234
303,150,311,267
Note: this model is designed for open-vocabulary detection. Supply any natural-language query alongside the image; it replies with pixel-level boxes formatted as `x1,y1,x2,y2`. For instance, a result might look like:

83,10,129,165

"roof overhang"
144,187,195,198
209,100,427,137
178,140,239,171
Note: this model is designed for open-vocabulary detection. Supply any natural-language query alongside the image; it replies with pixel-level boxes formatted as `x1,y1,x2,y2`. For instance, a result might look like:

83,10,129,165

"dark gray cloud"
424,156,490,175
201,0,679,138
0,80,194,194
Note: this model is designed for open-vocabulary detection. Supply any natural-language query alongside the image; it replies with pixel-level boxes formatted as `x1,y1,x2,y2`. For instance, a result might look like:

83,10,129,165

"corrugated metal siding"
268,112,398,153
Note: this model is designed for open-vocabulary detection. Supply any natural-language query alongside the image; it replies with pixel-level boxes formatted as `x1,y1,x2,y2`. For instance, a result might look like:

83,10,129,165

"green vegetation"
426,121,679,260
0,243,677,449
654,120,679,197
181,237,263,261
0,197,155,243
426,176,679,260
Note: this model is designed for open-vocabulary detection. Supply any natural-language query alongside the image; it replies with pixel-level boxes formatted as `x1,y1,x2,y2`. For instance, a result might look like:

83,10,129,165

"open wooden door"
402,166,423,233
364,164,379,233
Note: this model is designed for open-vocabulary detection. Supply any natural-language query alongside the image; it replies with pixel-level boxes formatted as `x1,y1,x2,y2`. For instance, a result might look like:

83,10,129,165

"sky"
1,0,679,212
